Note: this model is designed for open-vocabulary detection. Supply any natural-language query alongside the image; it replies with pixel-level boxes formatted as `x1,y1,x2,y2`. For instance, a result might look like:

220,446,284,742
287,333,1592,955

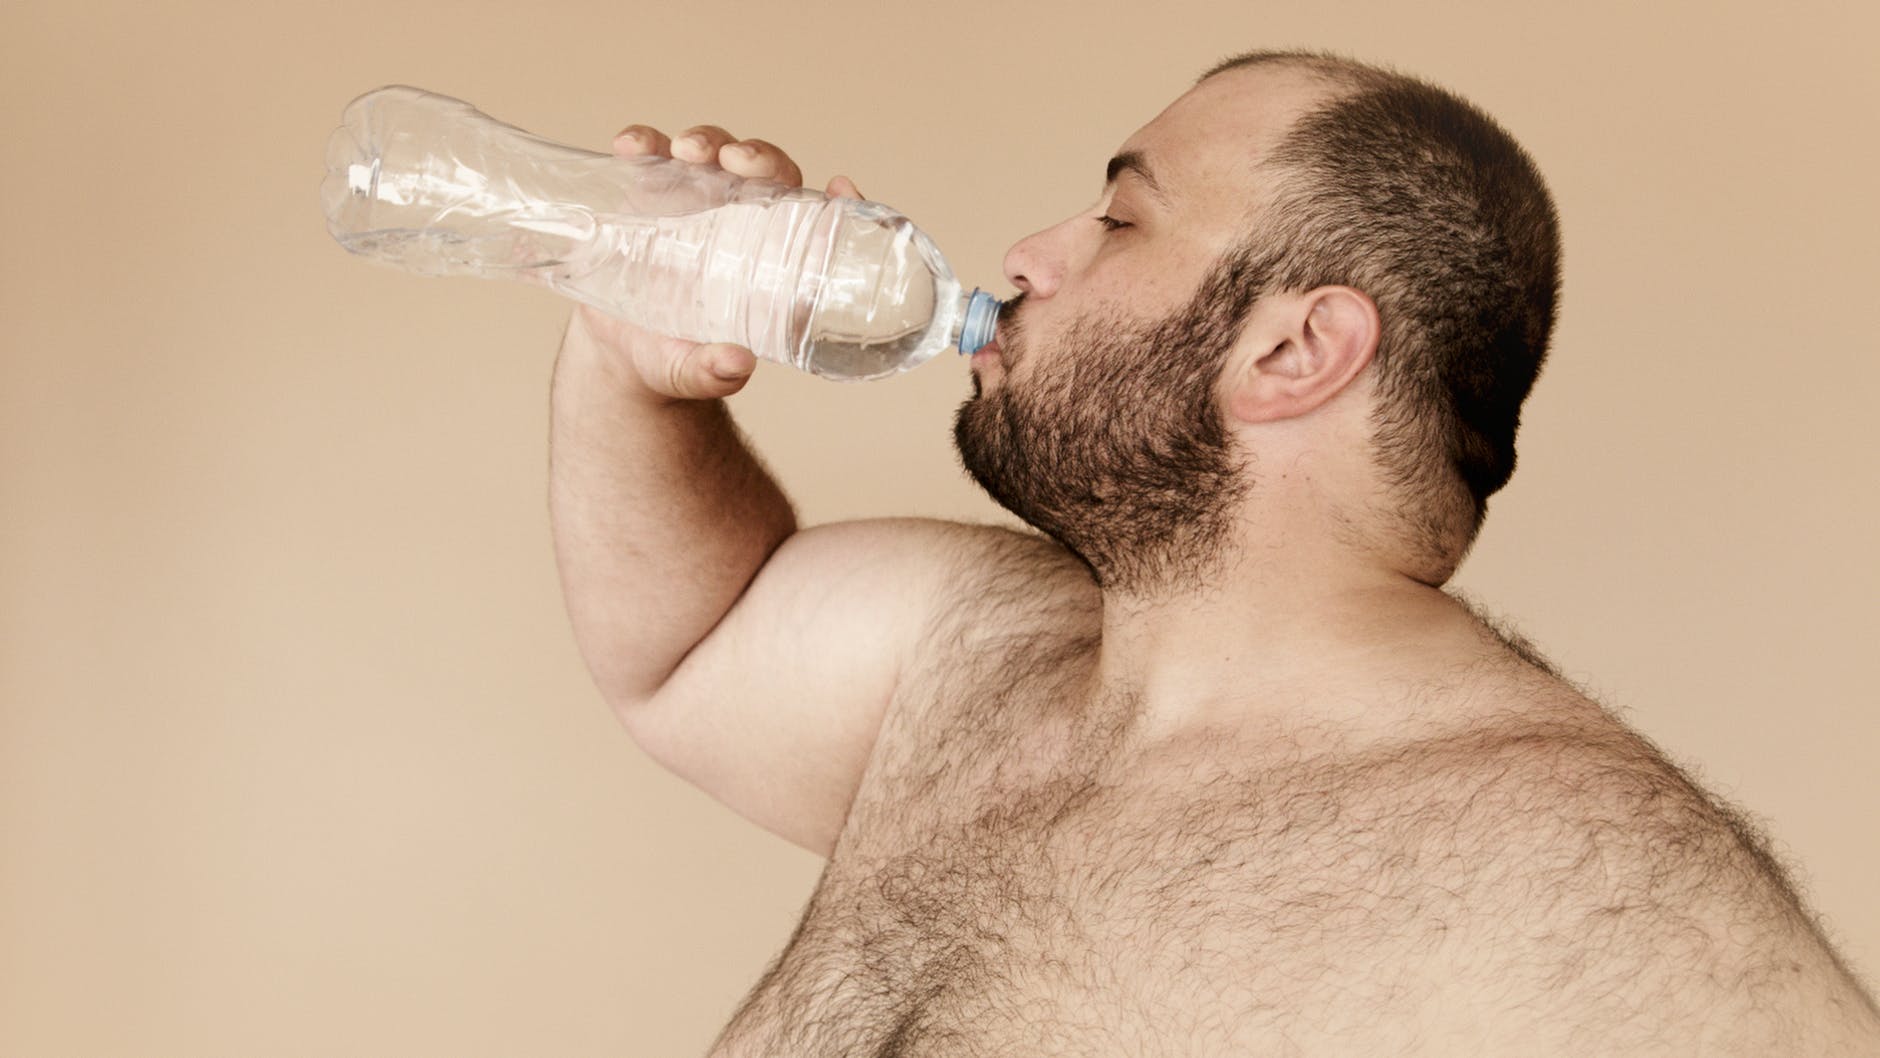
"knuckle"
664,354,692,396
732,138,802,182
612,125,662,152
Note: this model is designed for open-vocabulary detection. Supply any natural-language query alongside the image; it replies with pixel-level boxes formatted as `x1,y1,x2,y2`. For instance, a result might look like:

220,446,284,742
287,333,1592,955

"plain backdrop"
2,0,1875,1053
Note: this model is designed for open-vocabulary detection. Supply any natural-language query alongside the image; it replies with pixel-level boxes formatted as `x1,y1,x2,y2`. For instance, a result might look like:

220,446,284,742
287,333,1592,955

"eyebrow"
1105,150,1172,209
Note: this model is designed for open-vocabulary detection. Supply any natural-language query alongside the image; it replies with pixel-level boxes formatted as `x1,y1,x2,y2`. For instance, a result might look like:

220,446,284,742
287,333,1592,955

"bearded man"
548,49,1880,1055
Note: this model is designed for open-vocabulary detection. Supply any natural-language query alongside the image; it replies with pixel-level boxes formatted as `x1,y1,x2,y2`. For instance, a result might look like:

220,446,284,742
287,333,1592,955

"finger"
825,175,866,201
720,138,804,188
687,342,757,398
612,124,671,158
672,125,737,165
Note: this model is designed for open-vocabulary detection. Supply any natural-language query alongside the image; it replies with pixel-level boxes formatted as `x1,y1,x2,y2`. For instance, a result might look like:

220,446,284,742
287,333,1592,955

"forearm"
548,312,797,707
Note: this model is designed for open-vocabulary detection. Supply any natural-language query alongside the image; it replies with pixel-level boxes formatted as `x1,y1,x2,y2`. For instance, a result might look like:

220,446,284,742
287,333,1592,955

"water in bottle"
321,85,1001,381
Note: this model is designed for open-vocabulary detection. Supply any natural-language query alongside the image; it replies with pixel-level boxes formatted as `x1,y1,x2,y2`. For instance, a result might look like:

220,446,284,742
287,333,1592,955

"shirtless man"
549,50,1880,1055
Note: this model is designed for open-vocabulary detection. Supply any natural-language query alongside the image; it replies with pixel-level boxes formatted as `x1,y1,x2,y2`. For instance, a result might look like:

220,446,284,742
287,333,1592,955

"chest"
704,652,1549,1057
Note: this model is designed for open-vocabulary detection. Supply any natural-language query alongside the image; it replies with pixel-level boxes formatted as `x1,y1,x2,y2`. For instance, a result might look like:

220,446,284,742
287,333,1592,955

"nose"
1001,216,1079,299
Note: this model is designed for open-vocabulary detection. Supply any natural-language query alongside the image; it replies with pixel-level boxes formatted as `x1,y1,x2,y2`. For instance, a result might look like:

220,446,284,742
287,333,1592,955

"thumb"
684,342,757,399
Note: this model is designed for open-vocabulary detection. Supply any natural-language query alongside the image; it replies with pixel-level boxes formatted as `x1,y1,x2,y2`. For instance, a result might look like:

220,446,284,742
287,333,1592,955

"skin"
590,68,1488,750
566,64,1880,1052
962,64,1504,748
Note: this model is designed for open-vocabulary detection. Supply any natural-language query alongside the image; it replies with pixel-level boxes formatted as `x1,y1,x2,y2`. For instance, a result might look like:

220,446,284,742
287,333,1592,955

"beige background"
3,0,1875,1053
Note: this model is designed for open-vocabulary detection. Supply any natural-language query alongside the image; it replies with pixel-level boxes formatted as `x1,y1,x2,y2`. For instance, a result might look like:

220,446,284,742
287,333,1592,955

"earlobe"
1224,286,1379,426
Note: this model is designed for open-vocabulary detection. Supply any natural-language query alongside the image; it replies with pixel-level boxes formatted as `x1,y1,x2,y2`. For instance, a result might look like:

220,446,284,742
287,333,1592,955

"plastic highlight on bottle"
959,288,1002,354
324,85,1000,379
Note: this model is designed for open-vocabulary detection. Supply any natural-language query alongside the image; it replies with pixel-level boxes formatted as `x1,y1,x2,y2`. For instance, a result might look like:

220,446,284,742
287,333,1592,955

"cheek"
1062,264,1176,328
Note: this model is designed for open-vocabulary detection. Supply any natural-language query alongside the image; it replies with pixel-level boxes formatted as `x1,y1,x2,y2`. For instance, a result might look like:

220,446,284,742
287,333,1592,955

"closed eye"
1096,215,1131,232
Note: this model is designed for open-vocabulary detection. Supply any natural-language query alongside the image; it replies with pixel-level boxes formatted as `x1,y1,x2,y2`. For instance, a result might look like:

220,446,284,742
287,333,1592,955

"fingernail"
710,357,747,380
678,134,707,153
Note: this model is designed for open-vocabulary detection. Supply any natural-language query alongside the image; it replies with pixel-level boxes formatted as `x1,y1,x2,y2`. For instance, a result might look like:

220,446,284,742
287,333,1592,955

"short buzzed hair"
1199,50,1562,582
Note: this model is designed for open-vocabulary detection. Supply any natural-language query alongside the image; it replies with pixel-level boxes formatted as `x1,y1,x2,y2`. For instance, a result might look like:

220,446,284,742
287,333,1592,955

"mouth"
970,337,1003,367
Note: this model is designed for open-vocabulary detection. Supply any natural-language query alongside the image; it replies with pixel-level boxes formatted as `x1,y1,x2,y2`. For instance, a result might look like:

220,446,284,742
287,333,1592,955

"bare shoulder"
789,516,1090,595
881,516,1101,736
619,517,1093,858
790,515,1099,671
1400,696,1880,1050
905,518,1099,641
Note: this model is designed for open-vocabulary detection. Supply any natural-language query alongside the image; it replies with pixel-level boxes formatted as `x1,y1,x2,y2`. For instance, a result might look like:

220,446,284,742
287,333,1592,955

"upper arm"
612,516,1087,858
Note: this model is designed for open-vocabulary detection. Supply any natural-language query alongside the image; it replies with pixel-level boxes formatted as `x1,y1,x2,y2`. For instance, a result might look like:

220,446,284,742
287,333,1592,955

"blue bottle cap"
958,288,1003,354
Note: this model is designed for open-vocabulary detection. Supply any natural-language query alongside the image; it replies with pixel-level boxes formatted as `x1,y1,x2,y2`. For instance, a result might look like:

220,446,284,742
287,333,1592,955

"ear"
1225,286,1379,425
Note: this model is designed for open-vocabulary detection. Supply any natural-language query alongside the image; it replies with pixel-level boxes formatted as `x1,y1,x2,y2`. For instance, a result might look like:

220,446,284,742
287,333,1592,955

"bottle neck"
956,288,1002,354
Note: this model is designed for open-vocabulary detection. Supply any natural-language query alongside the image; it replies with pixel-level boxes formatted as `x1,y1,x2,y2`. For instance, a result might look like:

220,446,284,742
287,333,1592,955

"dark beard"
952,252,1266,595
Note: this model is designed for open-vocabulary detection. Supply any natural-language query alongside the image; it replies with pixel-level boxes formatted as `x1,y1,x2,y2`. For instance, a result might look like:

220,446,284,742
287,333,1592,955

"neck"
1087,527,1498,748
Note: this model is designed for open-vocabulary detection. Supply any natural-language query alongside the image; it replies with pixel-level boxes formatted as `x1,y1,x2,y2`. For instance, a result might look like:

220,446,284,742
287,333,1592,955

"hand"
568,122,868,401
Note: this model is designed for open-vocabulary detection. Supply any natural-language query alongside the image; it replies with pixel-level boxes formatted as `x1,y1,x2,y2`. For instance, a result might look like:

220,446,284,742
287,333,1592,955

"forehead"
1116,65,1334,219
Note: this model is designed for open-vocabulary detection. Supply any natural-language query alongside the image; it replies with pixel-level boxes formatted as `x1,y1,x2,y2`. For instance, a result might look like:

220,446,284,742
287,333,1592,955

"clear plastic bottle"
321,85,1001,381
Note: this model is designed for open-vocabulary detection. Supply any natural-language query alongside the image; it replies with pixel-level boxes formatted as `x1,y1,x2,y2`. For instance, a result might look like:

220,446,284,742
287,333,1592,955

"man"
549,50,1880,1054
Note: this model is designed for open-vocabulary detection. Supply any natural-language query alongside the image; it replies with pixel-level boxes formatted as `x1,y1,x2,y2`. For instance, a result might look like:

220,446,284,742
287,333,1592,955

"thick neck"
1081,487,1501,751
